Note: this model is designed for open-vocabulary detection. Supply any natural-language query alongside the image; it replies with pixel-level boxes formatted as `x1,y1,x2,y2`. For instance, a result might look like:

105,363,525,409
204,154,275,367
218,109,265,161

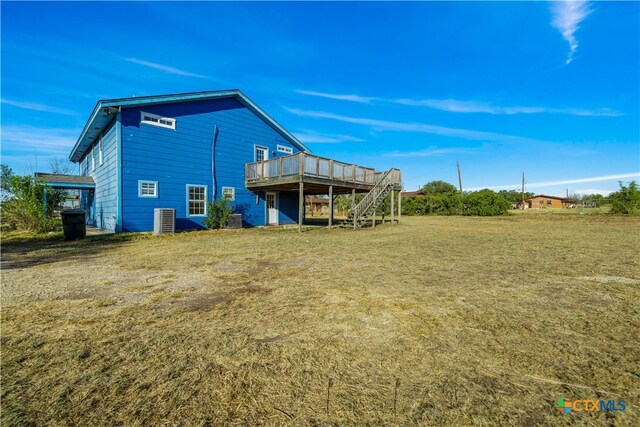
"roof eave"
69,101,103,162
69,89,310,162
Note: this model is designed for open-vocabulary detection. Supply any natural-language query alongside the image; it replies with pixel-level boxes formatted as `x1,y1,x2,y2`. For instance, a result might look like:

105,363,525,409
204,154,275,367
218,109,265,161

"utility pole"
456,161,463,213
521,172,525,209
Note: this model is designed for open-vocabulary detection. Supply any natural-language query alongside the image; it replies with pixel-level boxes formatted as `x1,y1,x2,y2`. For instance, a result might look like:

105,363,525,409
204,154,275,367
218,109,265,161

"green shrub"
401,195,426,215
462,189,510,216
426,194,461,215
401,194,460,216
203,198,233,229
421,180,458,196
609,181,640,215
1,176,61,233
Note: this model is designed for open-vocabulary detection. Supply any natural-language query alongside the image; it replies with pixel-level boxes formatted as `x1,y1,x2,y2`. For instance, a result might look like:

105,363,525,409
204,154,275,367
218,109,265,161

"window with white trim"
140,111,176,130
99,137,103,165
277,144,293,154
91,147,95,171
138,181,158,198
222,186,235,201
187,185,207,216
255,146,268,162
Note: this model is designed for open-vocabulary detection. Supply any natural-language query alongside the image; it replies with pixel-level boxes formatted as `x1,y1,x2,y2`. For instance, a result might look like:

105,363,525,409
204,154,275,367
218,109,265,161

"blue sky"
1,1,638,195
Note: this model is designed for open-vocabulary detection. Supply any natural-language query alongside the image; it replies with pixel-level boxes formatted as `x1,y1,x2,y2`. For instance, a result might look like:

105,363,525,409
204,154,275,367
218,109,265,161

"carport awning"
35,173,95,190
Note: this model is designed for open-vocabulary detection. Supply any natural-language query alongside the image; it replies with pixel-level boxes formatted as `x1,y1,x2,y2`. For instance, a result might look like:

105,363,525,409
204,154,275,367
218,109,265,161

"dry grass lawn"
1,214,639,425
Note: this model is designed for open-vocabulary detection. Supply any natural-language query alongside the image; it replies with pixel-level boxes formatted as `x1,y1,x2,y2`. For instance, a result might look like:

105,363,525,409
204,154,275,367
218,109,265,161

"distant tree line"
400,180,640,216
401,180,512,216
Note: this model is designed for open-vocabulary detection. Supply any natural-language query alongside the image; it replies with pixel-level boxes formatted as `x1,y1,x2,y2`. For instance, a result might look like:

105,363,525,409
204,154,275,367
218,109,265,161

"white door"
266,192,278,225
255,146,269,178
255,146,268,162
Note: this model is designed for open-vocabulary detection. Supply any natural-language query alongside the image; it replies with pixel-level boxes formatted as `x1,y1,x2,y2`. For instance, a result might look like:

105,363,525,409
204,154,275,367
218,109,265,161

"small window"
99,137,103,165
187,185,207,216
222,186,235,201
138,180,158,198
277,144,293,154
91,147,95,171
140,111,176,130
255,146,268,162
547,200,552,205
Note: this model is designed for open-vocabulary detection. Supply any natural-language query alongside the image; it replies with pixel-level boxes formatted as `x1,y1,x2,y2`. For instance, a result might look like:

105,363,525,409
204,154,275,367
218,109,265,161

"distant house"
42,90,401,232
524,195,572,209
401,191,425,198
306,196,329,216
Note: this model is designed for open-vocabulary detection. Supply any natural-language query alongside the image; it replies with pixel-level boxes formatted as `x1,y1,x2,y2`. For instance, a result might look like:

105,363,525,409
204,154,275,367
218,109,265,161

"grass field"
2,214,639,425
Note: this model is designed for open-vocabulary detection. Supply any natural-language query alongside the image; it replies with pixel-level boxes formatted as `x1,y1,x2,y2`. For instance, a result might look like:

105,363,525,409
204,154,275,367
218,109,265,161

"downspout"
212,125,219,200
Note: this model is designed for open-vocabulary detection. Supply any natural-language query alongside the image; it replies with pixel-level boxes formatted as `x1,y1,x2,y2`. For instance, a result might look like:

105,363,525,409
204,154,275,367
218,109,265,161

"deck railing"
246,152,381,185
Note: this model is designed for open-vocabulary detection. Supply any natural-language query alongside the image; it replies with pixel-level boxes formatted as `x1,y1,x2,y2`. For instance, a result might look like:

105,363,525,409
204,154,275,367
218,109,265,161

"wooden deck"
246,152,402,232
245,152,399,194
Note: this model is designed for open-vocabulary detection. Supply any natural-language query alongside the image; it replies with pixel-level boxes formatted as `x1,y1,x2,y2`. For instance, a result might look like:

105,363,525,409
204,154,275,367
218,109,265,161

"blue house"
58,90,402,232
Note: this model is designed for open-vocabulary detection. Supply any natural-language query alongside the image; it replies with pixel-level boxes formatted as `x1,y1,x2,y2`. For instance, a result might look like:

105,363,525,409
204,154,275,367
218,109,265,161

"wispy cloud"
467,172,640,191
550,0,592,64
384,146,474,158
296,89,618,116
2,125,79,154
294,130,365,144
125,57,208,79
295,89,375,104
1,125,81,172
284,107,544,144
394,98,619,116
1,98,78,116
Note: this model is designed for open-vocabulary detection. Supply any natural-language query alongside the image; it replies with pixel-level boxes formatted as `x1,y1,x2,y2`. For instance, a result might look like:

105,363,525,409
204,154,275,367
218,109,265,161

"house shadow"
0,232,139,270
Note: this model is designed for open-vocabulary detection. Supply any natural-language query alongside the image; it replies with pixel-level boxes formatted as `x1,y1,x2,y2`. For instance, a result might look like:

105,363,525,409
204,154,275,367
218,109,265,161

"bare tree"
49,157,75,175
48,157,76,210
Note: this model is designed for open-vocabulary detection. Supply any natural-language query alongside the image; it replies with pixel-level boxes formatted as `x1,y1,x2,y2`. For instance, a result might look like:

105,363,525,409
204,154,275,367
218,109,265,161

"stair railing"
351,169,400,225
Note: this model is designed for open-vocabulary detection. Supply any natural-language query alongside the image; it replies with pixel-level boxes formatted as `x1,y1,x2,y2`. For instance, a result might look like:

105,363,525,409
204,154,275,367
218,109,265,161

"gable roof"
69,89,310,162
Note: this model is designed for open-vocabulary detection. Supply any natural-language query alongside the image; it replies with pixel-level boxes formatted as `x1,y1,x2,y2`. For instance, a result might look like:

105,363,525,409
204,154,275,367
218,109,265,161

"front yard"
1,215,639,425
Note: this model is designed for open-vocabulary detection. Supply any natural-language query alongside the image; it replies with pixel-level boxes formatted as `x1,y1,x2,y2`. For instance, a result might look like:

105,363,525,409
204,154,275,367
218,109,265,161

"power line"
403,162,457,183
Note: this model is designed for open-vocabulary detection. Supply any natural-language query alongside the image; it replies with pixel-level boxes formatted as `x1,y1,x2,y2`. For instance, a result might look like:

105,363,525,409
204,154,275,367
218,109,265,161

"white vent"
154,208,175,234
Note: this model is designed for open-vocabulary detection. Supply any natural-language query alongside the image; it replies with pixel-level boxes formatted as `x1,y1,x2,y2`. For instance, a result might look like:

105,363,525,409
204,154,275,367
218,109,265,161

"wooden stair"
346,169,401,228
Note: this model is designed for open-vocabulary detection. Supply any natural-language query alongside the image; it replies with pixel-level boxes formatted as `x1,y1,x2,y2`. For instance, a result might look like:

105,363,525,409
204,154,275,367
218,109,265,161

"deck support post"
398,190,402,223
328,185,333,229
391,189,395,225
352,188,356,229
298,181,304,233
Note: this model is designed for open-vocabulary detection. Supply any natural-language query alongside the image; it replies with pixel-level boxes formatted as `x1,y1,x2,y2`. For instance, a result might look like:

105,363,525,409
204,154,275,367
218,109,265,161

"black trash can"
60,209,86,241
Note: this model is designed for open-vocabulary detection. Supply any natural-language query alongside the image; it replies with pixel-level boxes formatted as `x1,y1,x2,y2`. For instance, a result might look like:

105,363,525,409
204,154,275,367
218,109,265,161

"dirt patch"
246,259,305,275
57,290,100,301
177,292,233,312
233,284,272,295
254,334,285,344
246,261,279,275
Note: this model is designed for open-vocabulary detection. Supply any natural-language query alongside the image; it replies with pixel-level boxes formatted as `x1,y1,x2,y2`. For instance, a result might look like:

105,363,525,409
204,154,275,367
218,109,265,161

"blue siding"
120,98,301,231
279,192,299,225
79,120,118,231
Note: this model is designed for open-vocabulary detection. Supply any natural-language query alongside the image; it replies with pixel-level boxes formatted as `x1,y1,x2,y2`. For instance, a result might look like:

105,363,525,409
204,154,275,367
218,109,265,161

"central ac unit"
154,208,175,234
